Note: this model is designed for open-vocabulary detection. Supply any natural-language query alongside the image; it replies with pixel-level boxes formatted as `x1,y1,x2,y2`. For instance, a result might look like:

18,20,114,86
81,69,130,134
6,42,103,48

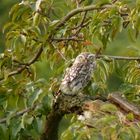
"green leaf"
118,131,133,140
10,118,22,139
101,103,118,113
0,89,7,105
6,111,17,126
3,22,14,33
0,124,9,140
126,113,134,121
33,13,41,26
97,0,111,6
27,88,42,106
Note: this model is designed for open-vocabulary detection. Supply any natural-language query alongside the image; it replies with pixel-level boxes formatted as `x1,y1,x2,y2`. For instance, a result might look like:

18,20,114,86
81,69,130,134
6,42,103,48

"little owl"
60,52,96,95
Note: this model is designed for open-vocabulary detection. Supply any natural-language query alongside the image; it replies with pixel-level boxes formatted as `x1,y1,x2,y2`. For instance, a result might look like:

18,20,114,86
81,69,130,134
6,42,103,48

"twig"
74,11,88,35
51,37,84,42
11,46,43,74
76,0,80,8
51,42,68,61
71,20,91,30
0,104,38,123
7,66,26,77
27,45,43,65
81,11,88,25
97,54,140,61
112,0,118,3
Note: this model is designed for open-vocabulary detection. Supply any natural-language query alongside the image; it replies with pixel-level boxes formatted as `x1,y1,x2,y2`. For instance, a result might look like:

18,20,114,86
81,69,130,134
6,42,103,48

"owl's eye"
77,55,85,61
88,54,95,60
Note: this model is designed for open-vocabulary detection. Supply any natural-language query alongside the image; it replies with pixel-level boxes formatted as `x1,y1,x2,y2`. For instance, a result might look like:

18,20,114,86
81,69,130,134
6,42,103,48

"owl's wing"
65,63,84,82
62,59,74,76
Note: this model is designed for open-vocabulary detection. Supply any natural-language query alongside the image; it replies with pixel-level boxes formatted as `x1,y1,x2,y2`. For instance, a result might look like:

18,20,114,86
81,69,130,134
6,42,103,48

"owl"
60,52,96,95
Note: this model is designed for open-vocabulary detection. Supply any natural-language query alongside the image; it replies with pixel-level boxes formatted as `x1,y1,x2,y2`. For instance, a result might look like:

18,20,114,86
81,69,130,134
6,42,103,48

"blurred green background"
0,0,19,52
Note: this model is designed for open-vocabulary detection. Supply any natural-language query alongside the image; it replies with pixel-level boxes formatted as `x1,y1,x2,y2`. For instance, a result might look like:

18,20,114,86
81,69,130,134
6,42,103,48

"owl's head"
74,52,96,64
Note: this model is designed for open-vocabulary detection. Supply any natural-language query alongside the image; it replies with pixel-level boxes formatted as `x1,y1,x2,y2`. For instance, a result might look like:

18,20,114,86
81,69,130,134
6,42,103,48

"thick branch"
41,94,96,140
108,93,140,120
41,110,64,140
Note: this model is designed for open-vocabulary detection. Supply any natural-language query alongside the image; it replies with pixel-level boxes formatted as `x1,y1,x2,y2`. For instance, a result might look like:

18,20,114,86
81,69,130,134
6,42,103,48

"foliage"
0,0,19,52
1,0,140,139
61,102,140,140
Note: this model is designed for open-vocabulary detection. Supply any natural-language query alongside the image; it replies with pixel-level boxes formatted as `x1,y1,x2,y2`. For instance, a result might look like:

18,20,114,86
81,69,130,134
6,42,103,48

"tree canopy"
0,0,140,140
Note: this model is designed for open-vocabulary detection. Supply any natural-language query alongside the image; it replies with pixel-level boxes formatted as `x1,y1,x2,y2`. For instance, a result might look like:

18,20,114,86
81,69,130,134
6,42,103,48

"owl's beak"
84,59,88,63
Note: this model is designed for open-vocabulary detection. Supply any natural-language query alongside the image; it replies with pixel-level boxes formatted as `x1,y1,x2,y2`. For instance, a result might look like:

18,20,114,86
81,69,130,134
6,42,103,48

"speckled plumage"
60,52,96,95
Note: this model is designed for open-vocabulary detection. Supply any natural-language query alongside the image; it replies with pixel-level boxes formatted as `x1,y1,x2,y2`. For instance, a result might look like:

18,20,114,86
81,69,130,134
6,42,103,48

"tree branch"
108,93,140,120
70,11,89,37
41,109,64,140
54,4,113,31
27,45,43,65
71,20,91,30
51,37,84,42
0,46,43,81
0,104,38,123
97,54,140,61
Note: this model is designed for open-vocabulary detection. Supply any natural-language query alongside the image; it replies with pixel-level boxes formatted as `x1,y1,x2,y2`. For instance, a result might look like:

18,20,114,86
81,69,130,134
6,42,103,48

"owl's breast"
60,59,96,94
